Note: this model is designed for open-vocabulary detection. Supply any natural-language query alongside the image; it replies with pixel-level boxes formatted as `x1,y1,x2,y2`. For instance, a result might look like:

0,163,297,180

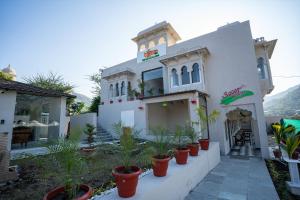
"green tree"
24,72,74,93
89,96,100,114
23,72,82,115
88,70,102,114
88,71,102,95
0,71,13,80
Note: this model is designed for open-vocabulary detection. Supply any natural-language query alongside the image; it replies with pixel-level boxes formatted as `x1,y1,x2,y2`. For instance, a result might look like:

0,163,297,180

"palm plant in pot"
281,130,300,160
185,122,199,156
173,125,190,164
81,123,96,153
43,130,92,200
146,126,172,177
196,106,220,150
270,122,295,158
112,122,142,198
137,79,145,99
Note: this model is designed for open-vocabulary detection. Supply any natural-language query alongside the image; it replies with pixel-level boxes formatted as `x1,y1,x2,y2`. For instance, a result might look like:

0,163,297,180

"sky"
0,0,300,98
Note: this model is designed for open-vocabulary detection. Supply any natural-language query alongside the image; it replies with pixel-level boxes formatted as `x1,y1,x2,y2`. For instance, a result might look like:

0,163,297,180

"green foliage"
196,106,220,138
149,126,171,157
173,125,189,149
112,122,141,171
24,72,74,93
271,122,295,146
137,79,145,94
185,122,198,143
43,129,85,199
281,131,300,158
89,96,100,114
0,71,13,80
84,123,96,147
68,101,85,116
88,71,102,95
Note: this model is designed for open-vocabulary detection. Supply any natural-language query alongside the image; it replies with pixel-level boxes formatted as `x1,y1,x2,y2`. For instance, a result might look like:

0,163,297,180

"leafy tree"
68,102,85,115
23,72,84,115
0,71,13,80
24,72,74,93
88,71,102,95
88,70,102,114
89,96,100,114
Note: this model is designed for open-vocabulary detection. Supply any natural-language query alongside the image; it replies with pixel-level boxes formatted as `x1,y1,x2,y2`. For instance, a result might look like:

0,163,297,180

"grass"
265,159,300,200
0,143,150,200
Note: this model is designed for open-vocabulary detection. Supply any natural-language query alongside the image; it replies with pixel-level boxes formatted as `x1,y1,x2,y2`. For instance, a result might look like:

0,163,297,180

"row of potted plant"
272,122,300,160
42,106,220,199
111,107,220,198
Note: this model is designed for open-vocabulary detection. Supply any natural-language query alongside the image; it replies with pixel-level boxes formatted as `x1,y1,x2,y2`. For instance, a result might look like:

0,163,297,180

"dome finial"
2,64,16,80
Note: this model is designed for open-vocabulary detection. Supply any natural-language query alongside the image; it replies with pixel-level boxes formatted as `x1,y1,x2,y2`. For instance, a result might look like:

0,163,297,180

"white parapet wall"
93,142,220,200
70,113,97,136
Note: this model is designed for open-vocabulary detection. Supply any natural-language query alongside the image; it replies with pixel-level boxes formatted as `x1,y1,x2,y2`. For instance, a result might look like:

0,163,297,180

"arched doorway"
225,107,256,157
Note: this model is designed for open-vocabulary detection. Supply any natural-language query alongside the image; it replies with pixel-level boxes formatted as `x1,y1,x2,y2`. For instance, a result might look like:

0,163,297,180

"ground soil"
0,144,147,200
265,159,300,200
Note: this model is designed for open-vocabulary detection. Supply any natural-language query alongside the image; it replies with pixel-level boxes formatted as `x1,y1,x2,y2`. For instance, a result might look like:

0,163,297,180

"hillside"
72,92,92,106
264,84,300,116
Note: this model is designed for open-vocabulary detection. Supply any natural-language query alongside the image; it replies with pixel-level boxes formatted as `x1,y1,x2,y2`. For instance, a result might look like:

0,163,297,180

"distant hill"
264,84,300,116
72,92,92,106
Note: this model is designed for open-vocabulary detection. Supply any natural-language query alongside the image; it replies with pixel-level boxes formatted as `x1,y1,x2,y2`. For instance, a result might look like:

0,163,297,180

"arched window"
115,83,119,96
191,63,200,83
140,44,146,52
148,41,155,48
109,84,113,98
171,68,179,86
181,66,190,85
158,37,166,45
121,81,125,95
257,57,266,79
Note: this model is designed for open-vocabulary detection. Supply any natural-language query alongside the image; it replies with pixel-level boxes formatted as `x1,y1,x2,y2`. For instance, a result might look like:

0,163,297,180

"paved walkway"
185,156,279,200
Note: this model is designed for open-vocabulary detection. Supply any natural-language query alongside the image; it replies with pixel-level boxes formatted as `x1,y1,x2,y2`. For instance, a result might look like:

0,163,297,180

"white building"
99,21,277,158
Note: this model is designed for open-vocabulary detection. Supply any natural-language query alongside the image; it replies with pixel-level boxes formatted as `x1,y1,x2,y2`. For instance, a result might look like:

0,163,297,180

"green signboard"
220,85,254,105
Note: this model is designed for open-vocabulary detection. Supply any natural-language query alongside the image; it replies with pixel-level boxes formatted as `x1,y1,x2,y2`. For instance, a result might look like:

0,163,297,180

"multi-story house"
99,21,276,158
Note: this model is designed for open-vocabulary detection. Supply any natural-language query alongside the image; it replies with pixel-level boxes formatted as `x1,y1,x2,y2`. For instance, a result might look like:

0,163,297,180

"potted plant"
185,122,199,156
43,130,92,200
196,106,220,150
112,122,142,198
81,123,96,153
158,88,164,95
147,88,154,96
173,125,189,164
147,126,171,177
281,130,300,160
137,79,145,99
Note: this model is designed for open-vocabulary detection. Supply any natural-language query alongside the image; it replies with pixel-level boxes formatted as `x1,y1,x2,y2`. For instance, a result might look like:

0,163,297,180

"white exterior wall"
70,113,97,138
0,91,17,151
48,97,69,138
99,21,273,158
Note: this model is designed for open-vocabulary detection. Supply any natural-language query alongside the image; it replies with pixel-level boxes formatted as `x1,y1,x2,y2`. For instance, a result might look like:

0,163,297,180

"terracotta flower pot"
175,148,190,165
112,166,142,198
80,147,96,156
273,149,282,159
43,184,92,200
188,143,199,156
152,155,171,177
292,152,299,160
199,139,209,150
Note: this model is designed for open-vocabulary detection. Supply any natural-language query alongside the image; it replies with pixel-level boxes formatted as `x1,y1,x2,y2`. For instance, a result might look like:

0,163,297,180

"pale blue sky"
1,0,300,97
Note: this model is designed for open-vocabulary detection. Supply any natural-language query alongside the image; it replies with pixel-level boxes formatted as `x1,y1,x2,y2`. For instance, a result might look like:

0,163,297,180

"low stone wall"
93,142,220,200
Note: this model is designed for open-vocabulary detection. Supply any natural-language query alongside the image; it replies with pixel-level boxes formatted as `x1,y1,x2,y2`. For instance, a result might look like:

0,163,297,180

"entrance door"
121,110,134,127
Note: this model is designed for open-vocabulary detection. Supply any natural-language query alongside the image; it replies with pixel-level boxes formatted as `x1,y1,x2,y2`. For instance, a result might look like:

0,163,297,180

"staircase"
94,126,114,142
